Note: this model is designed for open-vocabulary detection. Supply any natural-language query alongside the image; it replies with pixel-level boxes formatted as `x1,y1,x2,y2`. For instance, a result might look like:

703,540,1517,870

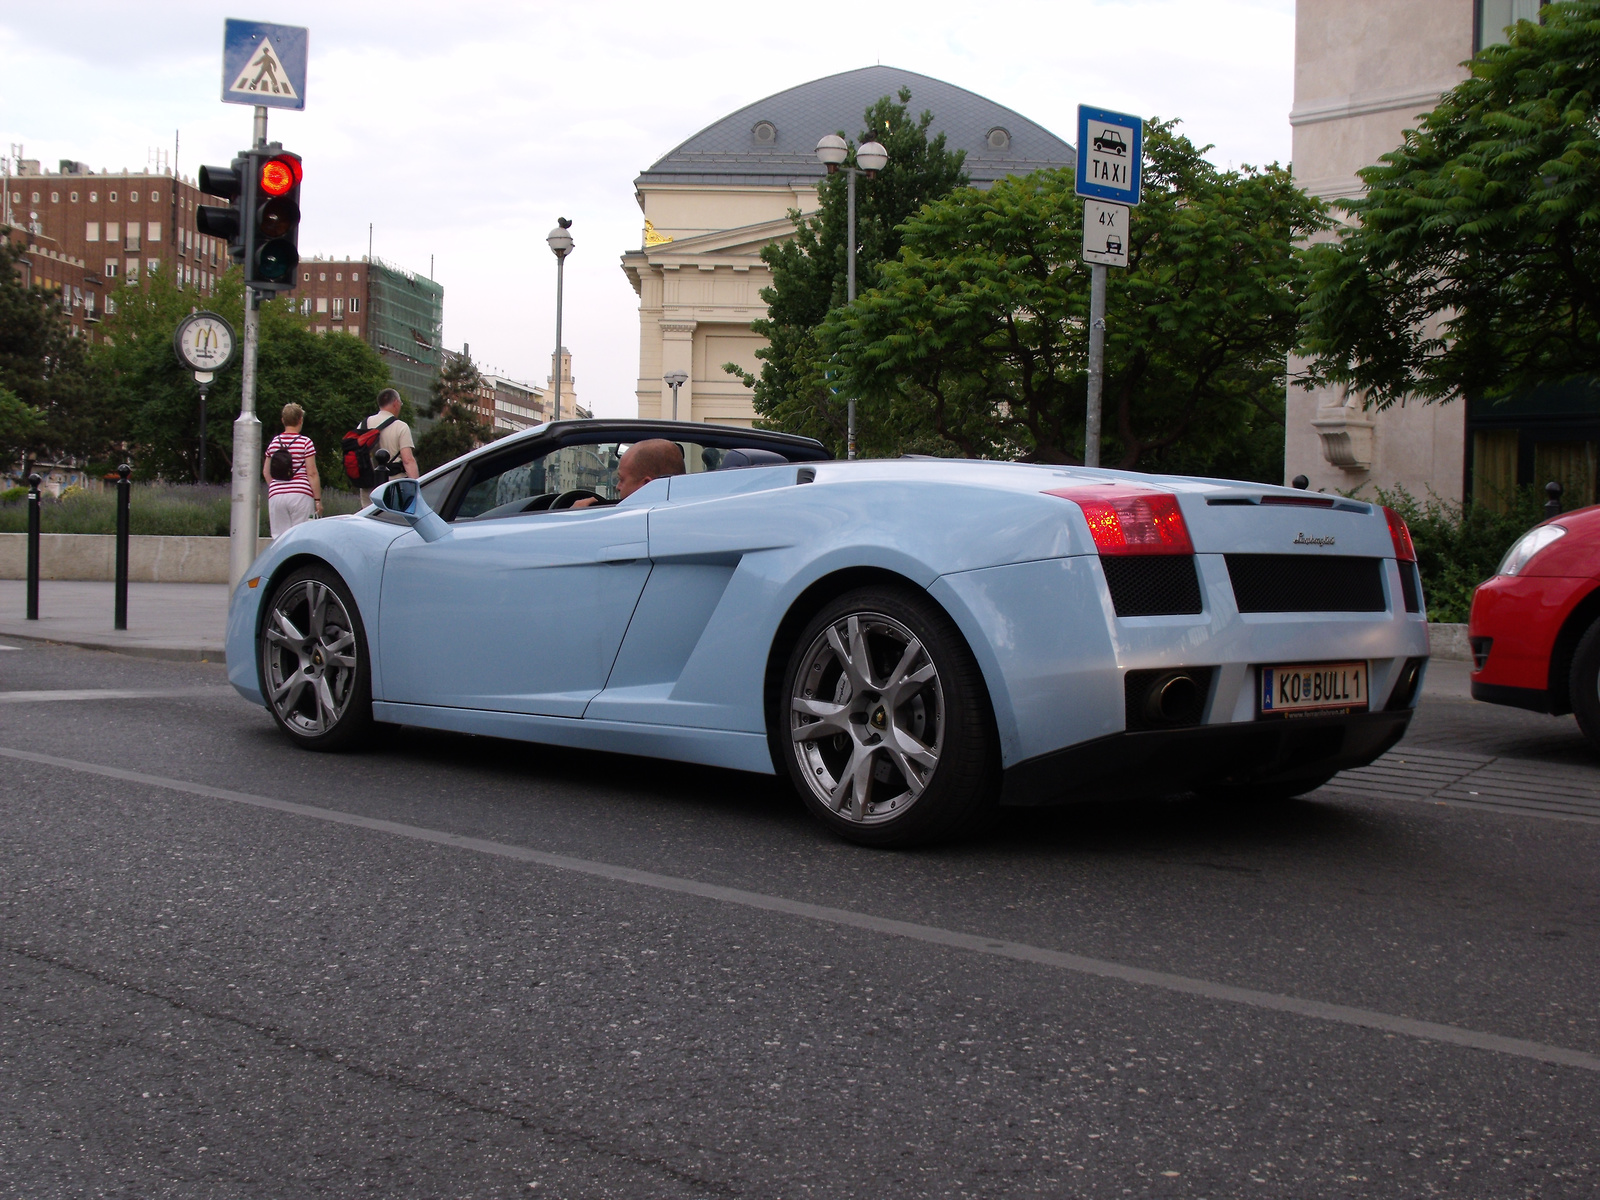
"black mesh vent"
1226,555,1386,613
1102,556,1203,617
1399,561,1422,613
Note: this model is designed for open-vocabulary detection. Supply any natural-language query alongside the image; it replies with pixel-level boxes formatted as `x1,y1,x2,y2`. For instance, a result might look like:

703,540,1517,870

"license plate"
1259,661,1368,717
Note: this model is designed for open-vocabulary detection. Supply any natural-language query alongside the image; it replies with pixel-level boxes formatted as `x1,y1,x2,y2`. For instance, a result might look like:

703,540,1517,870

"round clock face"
176,314,236,371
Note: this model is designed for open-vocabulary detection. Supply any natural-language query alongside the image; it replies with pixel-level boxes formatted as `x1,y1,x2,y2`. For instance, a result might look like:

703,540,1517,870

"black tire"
775,586,999,847
258,563,374,751
1569,617,1600,753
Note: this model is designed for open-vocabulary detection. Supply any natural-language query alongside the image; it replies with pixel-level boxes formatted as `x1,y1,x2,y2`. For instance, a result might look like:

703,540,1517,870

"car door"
376,442,654,718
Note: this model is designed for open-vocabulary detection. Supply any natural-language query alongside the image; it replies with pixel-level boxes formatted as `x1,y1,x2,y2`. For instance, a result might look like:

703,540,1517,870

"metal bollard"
1544,480,1563,521
25,473,41,620
114,464,131,631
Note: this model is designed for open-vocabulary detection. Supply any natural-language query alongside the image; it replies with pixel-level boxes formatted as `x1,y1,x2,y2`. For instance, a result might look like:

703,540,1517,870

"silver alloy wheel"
263,579,360,737
789,611,944,824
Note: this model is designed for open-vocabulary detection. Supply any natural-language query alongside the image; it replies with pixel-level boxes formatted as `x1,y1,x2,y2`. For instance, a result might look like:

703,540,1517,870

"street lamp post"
546,218,574,422
664,370,688,421
815,134,888,460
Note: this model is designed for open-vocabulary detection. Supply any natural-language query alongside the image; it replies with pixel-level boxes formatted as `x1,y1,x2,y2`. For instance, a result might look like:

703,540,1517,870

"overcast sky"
2,0,1295,417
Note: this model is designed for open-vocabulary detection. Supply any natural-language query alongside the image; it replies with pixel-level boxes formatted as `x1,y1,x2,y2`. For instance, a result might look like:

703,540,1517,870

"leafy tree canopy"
730,89,970,425
0,383,46,470
92,268,392,485
415,349,496,473
780,121,1323,477
1303,0,1600,407
0,234,113,467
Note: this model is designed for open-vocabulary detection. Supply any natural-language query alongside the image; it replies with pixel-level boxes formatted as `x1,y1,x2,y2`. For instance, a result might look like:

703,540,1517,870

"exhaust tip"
1143,671,1203,725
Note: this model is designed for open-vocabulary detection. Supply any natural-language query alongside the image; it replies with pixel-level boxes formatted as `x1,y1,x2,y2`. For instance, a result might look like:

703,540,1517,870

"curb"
0,628,224,663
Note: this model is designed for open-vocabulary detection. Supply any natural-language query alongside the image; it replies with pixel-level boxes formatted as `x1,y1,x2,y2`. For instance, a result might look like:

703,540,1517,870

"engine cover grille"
1101,556,1203,617
1226,554,1386,613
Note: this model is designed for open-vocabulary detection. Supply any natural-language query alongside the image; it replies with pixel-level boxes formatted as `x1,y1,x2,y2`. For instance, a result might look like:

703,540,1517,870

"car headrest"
714,447,790,470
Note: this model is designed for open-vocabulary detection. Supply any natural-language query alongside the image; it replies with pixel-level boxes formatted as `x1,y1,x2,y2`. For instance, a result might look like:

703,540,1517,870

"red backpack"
341,415,399,488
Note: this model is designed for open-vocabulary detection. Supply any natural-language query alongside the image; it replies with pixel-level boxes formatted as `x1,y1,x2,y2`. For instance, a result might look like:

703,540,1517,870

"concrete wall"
1287,0,1476,500
0,534,272,583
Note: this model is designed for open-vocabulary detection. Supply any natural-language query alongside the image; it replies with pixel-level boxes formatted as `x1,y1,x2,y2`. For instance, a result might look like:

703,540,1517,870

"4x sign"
1076,104,1142,206
222,19,308,110
1082,200,1129,268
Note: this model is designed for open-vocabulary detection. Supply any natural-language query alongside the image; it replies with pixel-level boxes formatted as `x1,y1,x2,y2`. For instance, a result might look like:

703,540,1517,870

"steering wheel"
549,489,603,510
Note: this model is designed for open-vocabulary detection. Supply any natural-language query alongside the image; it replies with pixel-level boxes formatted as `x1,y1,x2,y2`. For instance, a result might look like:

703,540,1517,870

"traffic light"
248,149,302,290
196,155,248,264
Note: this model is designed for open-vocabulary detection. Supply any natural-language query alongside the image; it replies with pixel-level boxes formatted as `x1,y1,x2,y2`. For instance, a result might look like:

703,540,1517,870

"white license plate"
1259,661,1369,717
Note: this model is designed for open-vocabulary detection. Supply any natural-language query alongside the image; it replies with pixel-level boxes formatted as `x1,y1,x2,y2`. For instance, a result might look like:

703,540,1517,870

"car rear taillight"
1383,506,1416,562
1046,486,1194,555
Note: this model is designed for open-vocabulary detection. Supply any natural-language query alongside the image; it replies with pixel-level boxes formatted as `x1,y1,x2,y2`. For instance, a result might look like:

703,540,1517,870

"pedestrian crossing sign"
222,20,308,111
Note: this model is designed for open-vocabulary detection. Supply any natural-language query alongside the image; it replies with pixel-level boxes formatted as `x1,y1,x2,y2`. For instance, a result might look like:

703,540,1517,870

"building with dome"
621,66,1075,425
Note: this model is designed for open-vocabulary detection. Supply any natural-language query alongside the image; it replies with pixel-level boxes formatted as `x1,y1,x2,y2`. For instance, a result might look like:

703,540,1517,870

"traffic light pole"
228,105,268,591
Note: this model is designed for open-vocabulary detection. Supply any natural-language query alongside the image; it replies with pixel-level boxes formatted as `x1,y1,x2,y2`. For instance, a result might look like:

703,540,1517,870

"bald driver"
572,438,686,507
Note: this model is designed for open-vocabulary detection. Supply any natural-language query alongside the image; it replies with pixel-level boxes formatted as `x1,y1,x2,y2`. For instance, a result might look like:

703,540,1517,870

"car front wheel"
778,586,998,847
259,564,374,751
1569,616,1600,753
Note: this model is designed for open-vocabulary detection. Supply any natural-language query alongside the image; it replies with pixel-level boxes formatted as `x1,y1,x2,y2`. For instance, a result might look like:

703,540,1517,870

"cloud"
2,0,1293,415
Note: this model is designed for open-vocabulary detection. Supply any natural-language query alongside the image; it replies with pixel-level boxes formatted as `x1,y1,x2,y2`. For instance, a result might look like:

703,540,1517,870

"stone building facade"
621,66,1075,425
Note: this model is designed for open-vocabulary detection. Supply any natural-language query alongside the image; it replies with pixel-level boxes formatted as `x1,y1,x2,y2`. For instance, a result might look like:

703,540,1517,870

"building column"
659,318,696,421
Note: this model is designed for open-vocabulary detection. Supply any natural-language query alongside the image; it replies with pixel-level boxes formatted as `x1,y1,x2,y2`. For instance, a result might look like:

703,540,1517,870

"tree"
0,384,46,471
731,88,970,439
414,349,495,473
805,122,1324,476
92,268,391,485
0,234,114,468
1302,0,1600,407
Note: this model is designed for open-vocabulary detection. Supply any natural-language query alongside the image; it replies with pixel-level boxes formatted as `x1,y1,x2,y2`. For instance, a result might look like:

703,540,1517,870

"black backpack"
268,441,296,482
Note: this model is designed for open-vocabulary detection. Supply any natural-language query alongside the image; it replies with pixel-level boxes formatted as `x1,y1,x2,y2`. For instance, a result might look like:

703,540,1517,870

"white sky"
1,1,1294,417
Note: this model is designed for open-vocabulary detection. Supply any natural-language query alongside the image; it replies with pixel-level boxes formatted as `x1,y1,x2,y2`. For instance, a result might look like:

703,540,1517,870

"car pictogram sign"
1076,104,1142,206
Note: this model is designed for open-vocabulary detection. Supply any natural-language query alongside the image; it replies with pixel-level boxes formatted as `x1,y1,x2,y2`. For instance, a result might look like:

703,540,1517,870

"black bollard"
25,473,41,621
1544,480,1563,521
114,464,131,631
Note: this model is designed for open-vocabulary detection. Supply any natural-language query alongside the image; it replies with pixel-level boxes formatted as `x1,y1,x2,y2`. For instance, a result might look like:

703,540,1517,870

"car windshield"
453,440,738,521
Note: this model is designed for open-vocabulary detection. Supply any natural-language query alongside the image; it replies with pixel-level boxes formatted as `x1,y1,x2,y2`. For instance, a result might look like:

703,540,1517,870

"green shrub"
0,483,362,537
1375,485,1547,623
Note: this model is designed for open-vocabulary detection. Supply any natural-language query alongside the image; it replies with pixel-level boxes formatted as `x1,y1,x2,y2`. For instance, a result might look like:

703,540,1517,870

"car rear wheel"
1569,617,1600,752
259,564,374,751
778,586,998,847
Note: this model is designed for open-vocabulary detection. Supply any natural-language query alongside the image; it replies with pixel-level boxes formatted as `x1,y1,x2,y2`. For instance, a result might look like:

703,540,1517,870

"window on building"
106,221,119,242
332,298,345,317
300,298,312,315
150,190,160,203
147,221,160,242
348,325,359,338
335,272,342,281
109,192,117,202
125,228,140,251
319,272,326,281
349,296,360,313
317,296,328,312
130,191,139,202
126,259,139,280
86,222,99,242
49,191,59,203
105,259,118,277
88,191,97,202
303,271,310,281
70,191,78,202
352,272,359,282
147,258,159,275
1477,0,1545,51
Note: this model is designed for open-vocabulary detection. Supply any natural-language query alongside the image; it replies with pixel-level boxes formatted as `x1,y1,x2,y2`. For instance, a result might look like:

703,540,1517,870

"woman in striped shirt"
262,403,323,537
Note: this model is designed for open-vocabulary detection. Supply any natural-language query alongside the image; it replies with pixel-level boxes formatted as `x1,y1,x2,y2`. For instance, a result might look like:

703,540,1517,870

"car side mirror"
372,478,450,543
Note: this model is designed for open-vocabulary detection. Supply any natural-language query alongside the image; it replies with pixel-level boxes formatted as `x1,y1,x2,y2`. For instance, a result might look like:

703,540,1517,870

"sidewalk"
0,581,229,661
0,579,1478,698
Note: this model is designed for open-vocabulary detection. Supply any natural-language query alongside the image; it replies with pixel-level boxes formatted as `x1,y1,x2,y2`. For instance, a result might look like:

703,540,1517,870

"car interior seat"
713,448,790,470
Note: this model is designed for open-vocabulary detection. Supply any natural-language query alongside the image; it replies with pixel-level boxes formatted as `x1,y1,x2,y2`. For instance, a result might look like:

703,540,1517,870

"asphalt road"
1,641,1596,1199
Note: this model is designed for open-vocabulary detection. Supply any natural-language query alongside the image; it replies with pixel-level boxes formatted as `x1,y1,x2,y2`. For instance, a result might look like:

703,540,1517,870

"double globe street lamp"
815,133,888,460
546,218,574,422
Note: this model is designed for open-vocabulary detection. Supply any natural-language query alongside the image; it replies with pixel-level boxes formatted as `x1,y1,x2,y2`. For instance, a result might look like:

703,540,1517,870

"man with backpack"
262,403,322,537
348,388,418,506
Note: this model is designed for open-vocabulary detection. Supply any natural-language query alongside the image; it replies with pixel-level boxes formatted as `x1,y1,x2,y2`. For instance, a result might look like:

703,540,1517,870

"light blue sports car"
227,419,1430,845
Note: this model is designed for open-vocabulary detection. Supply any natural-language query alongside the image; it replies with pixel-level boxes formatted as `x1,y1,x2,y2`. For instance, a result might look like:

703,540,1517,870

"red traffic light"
259,155,302,197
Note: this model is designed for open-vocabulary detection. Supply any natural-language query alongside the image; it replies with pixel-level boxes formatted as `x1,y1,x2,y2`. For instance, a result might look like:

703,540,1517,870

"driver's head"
617,439,686,499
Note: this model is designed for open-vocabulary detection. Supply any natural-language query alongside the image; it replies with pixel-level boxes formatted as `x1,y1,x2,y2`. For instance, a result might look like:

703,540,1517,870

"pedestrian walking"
263,403,323,537
357,388,419,507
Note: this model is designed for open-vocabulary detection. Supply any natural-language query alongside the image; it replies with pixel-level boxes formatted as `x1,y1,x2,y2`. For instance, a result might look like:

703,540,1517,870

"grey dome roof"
636,65,1074,189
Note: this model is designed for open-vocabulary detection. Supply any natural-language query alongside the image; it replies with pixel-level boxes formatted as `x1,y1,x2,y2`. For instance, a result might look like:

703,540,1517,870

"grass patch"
0,484,363,537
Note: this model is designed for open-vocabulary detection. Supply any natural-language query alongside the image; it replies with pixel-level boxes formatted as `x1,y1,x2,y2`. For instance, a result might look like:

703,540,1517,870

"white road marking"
3,743,1597,1076
0,687,232,704
0,644,19,650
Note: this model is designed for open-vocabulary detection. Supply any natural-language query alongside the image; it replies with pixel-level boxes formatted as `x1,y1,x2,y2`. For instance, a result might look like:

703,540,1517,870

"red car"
1469,504,1600,746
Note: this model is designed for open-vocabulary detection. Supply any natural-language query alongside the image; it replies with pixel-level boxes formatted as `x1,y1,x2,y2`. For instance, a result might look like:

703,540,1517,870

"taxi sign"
1076,105,1142,206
